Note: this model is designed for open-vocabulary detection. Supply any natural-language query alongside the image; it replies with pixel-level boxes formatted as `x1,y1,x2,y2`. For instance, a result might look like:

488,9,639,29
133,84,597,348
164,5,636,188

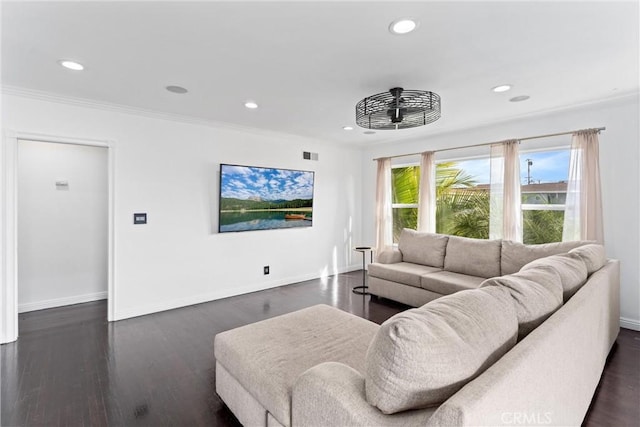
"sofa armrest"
292,362,434,427
376,248,403,264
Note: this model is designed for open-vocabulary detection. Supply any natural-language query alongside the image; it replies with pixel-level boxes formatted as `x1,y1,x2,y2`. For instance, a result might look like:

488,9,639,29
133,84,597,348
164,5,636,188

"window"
391,165,419,242
391,160,490,242
520,149,570,244
436,159,489,239
389,147,570,244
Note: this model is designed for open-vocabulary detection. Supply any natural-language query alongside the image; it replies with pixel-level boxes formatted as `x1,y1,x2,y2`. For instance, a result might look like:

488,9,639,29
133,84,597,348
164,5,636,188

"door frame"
1,130,116,344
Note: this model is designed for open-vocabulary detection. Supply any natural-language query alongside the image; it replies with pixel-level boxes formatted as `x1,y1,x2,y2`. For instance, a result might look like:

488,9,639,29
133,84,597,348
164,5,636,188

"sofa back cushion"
444,236,502,278
480,266,563,340
521,253,588,302
501,240,592,275
365,286,518,414
398,229,449,268
569,244,607,274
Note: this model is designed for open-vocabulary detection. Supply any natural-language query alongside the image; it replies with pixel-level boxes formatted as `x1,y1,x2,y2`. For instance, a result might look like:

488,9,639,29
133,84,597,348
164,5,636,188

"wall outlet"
263,266,270,275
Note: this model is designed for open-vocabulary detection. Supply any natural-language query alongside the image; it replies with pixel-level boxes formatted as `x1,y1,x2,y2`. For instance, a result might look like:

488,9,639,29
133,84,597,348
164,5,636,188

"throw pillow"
365,286,518,414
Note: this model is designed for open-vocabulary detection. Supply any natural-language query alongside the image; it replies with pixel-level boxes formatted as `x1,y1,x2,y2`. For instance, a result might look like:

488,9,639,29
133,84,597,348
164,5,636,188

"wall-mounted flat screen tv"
219,164,315,233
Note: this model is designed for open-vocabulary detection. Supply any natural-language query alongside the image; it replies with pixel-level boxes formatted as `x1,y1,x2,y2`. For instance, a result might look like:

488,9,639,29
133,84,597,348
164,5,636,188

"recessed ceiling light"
510,95,530,102
492,84,512,93
58,60,84,71
166,85,188,94
343,126,354,131
244,101,259,109
389,19,418,35
364,130,376,135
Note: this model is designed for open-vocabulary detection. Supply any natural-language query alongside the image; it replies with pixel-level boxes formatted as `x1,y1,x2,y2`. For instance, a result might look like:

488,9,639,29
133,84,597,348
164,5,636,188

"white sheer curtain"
375,158,393,254
489,140,522,241
562,130,604,243
417,151,436,232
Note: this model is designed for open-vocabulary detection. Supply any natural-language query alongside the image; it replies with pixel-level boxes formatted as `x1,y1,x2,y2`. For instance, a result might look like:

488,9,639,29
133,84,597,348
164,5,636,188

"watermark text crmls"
501,411,553,425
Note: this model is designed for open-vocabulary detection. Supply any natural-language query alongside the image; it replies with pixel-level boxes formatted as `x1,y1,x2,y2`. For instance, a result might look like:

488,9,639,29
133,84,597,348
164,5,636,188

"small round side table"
353,246,374,295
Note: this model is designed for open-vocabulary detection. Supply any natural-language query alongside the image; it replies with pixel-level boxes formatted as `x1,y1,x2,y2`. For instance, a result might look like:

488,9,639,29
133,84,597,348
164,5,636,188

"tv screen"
219,164,315,233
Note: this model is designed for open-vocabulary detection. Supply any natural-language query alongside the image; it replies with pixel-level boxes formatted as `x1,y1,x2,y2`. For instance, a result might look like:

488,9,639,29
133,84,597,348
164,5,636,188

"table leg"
352,250,370,295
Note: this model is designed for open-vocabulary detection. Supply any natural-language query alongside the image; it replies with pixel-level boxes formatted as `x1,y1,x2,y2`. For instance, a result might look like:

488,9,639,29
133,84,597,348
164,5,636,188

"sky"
221,165,314,201
455,149,570,185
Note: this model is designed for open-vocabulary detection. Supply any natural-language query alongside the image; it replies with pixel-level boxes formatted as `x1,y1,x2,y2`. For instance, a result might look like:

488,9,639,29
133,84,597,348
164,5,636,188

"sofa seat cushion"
214,305,378,427
480,266,563,340
501,240,591,275
521,253,588,302
444,236,502,278
368,262,442,288
398,229,449,268
420,271,485,295
569,244,607,274
365,286,518,414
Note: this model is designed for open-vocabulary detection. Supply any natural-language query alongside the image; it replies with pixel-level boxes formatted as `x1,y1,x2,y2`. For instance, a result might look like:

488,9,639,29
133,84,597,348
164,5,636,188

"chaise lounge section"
214,305,378,427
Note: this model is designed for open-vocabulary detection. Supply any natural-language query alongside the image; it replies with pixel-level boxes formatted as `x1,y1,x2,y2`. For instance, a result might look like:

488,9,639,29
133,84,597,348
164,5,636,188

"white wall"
2,93,363,322
4,91,636,333
18,140,108,312
362,94,640,330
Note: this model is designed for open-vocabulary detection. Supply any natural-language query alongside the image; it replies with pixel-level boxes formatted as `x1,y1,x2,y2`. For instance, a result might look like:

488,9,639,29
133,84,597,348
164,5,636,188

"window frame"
521,204,565,211
390,163,420,243
519,145,570,244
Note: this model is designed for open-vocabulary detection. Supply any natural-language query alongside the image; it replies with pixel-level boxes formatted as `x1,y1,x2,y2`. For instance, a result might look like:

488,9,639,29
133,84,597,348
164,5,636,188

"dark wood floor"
1,271,638,426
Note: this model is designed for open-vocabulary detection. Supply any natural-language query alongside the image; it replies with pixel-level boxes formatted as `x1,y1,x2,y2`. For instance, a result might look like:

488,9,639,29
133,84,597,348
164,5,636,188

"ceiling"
2,1,638,146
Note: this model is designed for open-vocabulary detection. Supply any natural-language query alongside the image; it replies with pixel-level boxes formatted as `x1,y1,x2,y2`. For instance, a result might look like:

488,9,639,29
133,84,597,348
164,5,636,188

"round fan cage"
355,87,441,130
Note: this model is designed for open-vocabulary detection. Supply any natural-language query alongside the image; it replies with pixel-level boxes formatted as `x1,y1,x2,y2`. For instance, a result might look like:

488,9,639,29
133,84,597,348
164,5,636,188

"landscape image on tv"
219,164,315,233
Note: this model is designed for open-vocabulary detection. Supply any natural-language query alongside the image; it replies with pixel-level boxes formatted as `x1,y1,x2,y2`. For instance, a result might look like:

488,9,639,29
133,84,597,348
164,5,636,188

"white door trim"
1,131,116,344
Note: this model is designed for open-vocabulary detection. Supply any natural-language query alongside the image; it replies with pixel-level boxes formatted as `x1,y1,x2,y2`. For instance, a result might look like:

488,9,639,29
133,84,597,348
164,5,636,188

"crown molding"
0,85,350,150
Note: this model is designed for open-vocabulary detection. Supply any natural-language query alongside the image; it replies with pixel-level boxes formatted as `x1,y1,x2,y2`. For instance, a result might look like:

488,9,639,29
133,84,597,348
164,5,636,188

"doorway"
1,132,115,344
17,140,108,313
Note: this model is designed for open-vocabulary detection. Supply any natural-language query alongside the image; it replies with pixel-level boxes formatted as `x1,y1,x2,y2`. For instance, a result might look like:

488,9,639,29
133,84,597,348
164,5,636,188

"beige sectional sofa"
214,238,619,427
368,228,591,307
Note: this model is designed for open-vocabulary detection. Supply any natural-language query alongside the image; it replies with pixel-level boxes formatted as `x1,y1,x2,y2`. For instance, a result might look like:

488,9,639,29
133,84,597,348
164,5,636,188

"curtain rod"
372,127,606,161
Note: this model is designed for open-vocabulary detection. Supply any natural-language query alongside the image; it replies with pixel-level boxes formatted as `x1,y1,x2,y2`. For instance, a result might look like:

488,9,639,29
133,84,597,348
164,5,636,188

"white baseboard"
114,264,361,321
18,291,108,313
620,317,640,331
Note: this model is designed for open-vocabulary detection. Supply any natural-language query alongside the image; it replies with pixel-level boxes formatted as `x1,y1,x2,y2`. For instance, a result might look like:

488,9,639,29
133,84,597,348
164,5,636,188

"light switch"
55,180,69,190
134,213,147,224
